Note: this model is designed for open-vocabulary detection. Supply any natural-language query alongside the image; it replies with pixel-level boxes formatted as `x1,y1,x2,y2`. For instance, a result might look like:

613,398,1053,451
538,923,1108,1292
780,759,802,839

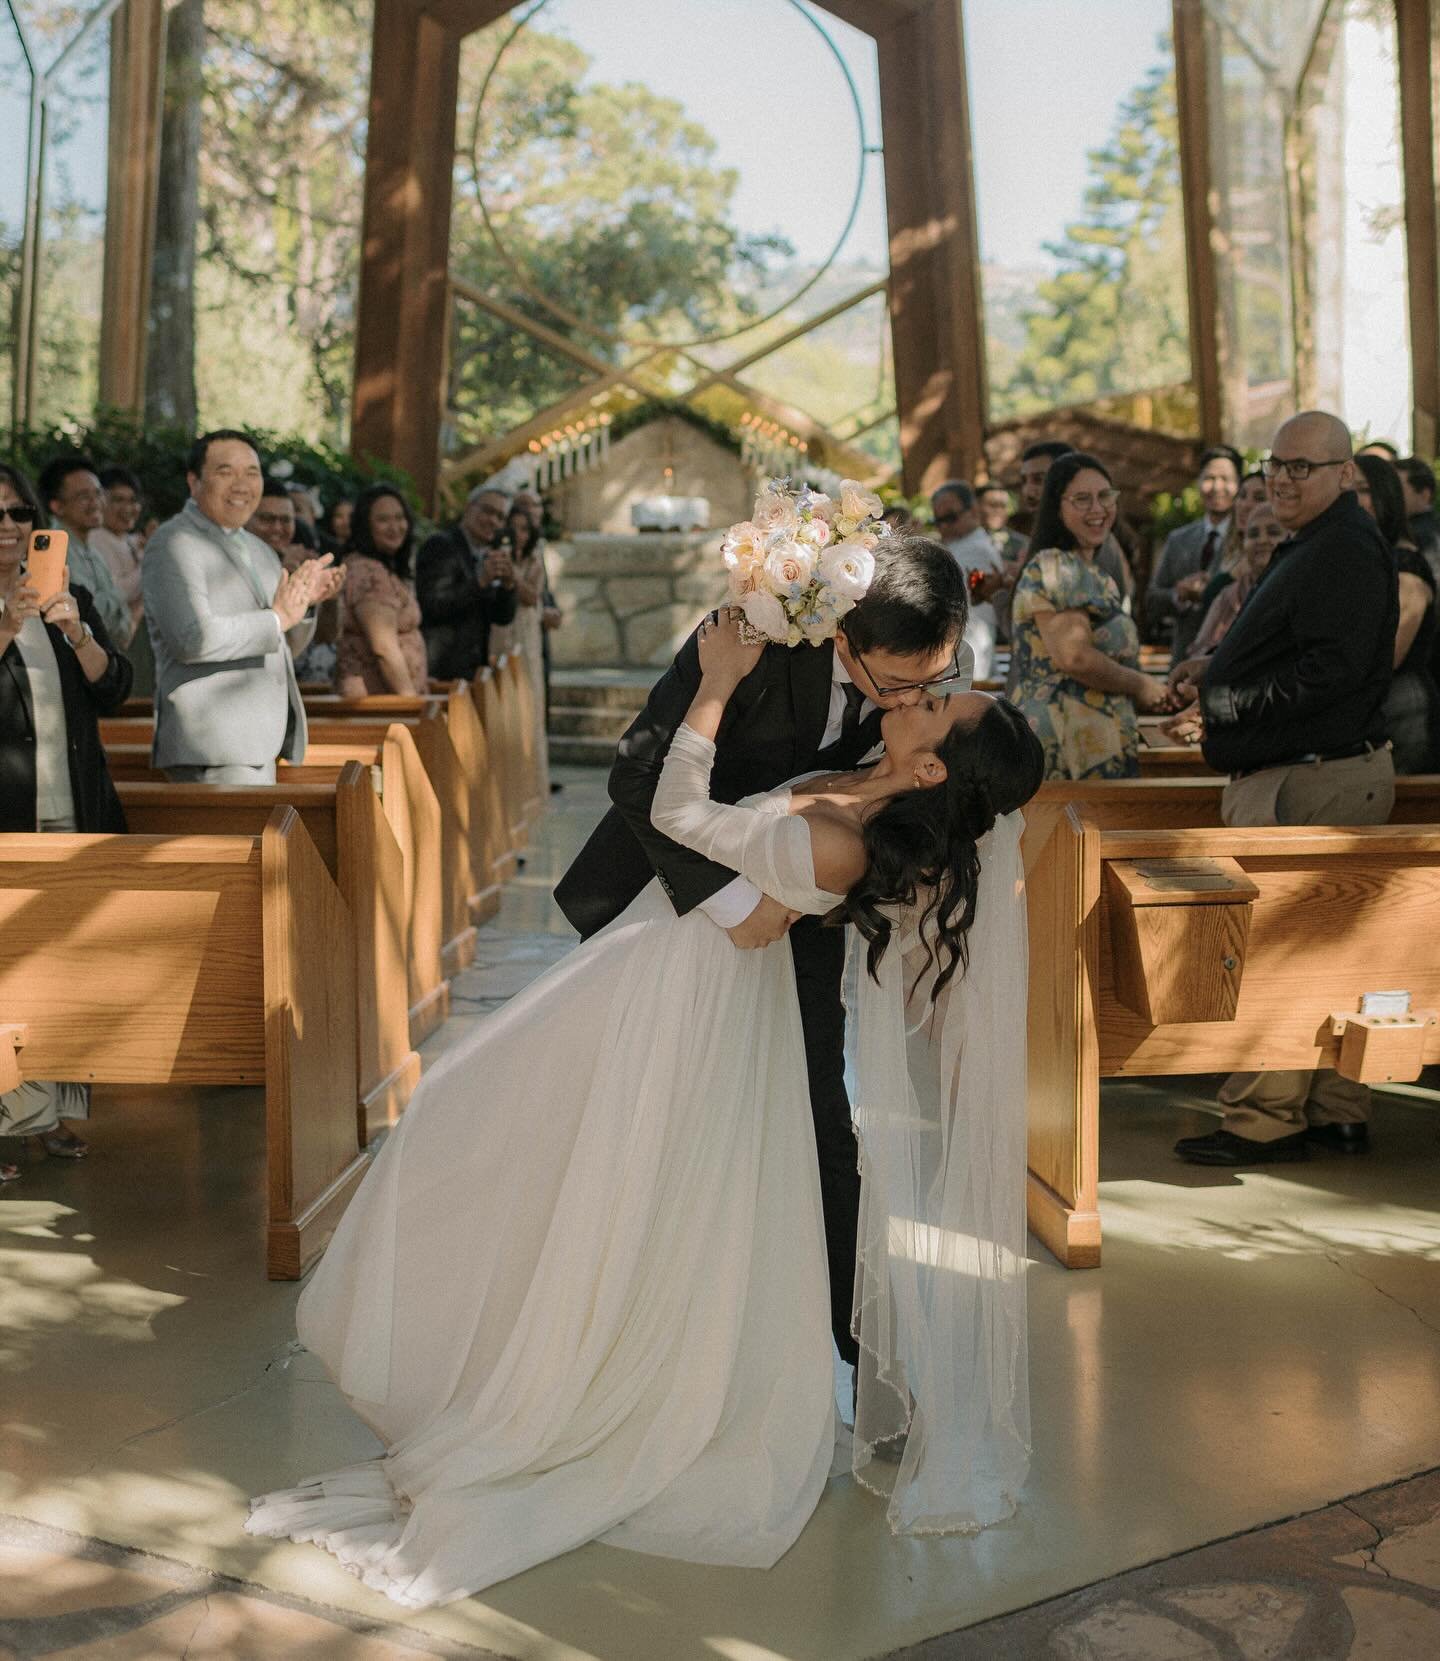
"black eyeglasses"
1261,457,1348,482
0,504,37,524
933,511,962,526
848,637,969,699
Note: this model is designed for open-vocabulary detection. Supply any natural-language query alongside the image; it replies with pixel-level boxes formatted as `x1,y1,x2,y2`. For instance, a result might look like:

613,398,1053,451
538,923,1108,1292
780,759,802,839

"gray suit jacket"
142,500,314,770
1146,517,1221,632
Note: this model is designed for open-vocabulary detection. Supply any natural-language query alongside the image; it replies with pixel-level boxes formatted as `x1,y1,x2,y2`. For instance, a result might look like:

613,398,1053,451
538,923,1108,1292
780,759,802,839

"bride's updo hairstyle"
836,697,1044,999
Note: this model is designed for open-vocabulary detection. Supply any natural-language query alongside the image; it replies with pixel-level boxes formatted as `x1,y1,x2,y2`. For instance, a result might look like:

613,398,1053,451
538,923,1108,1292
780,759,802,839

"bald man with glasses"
1171,411,1399,1167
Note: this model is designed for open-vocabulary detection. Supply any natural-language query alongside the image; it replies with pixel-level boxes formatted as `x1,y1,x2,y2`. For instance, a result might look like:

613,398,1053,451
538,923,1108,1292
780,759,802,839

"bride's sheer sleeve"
650,724,825,912
844,810,1031,1536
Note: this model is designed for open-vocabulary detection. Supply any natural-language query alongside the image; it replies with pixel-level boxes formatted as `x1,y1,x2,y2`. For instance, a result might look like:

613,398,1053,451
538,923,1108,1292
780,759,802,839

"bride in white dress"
247,612,1041,1609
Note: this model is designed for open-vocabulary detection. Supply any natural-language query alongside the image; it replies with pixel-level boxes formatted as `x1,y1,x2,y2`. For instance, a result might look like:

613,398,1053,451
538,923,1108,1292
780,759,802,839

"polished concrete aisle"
2,766,1439,1660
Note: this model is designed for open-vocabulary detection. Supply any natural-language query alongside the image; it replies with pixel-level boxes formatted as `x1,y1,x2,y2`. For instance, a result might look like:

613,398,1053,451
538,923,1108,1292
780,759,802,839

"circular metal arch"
464,0,872,352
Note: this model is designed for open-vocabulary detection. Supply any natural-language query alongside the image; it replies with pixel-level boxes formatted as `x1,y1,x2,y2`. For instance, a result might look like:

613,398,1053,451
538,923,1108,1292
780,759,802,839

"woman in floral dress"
1010,453,1172,779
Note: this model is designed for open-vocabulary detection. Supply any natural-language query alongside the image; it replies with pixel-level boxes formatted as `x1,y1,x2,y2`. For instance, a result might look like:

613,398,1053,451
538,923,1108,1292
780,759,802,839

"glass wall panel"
1305,0,1410,446
190,0,372,442
31,9,108,425
0,6,32,423
964,0,1189,424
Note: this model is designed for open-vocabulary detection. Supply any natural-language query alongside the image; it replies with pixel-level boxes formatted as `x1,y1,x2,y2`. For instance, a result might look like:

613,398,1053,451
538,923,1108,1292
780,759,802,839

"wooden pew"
473,664,527,869
498,648,544,832
117,769,418,1140
1022,800,1440,1270
1029,774,1440,834
99,726,449,1049
303,685,504,926
0,1024,25,1094
0,815,368,1276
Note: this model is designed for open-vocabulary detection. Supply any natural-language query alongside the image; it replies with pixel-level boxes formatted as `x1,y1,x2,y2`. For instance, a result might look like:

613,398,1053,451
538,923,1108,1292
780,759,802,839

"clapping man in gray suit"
142,430,345,783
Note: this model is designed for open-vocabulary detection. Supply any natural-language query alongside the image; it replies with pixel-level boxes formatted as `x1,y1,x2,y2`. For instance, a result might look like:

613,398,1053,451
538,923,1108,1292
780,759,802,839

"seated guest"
932,480,1005,679
322,496,355,555
417,484,518,680
337,484,427,697
37,455,133,649
1354,452,1438,774
978,481,1027,566
1193,468,1268,620
0,463,133,1171
249,478,340,686
1174,412,1396,1168
1009,453,1170,779
1398,457,1440,574
1184,500,1286,663
90,466,146,633
1146,444,1243,657
143,430,342,784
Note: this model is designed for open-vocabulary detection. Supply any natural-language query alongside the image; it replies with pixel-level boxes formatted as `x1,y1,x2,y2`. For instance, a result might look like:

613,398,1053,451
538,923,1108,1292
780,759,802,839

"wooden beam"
351,0,460,506
100,0,167,412
688,279,888,394
1172,0,1223,444
1398,0,1440,457
876,0,987,495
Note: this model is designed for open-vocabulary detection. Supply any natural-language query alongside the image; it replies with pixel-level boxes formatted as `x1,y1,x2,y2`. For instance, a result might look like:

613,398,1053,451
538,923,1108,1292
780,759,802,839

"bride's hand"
697,607,765,686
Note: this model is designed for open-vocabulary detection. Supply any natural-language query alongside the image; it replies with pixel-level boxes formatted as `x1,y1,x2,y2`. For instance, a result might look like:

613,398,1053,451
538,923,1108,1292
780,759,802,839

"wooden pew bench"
0,1024,25,1094
99,725,449,1048
0,816,368,1276
1022,803,1440,1271
117,769,418,1139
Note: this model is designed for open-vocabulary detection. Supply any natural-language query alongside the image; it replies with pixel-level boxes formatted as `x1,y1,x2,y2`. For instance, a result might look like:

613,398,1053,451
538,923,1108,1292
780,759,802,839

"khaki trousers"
1215,745,1395,1143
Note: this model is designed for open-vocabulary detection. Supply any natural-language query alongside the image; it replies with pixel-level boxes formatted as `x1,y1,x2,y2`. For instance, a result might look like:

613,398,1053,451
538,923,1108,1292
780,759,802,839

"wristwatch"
65,622,95,651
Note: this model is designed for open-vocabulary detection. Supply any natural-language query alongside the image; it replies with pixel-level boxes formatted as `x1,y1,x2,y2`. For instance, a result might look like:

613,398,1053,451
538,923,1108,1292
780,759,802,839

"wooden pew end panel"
0,1024,26,1095
1330,1010,1438,1084
1105,857,1258,1026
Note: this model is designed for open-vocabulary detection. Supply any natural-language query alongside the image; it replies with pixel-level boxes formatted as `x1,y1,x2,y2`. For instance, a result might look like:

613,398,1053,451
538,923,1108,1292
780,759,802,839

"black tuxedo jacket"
555,627,881,938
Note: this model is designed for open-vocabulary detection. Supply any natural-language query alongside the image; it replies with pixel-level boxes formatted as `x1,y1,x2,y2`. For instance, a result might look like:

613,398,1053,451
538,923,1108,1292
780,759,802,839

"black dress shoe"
1173,1128,1309,1166
1305,1121,1370,1154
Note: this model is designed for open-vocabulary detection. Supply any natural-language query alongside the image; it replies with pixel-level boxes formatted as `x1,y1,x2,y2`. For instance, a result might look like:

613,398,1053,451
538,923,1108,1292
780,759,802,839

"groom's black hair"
842,534,968,657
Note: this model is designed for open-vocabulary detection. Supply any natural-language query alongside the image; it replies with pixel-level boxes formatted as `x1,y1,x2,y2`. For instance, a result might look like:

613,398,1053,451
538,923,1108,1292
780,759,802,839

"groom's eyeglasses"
847,638,969,699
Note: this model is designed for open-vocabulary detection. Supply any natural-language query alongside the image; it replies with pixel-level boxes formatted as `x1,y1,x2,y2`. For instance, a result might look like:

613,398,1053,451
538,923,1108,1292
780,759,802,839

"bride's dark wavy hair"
832,698,1045,1000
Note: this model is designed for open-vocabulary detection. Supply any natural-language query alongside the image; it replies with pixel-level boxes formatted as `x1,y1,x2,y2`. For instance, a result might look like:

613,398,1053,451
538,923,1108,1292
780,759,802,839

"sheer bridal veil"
845,809,1030,1535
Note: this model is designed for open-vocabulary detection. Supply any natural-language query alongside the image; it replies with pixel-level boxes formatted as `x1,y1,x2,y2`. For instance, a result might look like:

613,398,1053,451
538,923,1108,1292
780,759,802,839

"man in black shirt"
1173,411,1398,1167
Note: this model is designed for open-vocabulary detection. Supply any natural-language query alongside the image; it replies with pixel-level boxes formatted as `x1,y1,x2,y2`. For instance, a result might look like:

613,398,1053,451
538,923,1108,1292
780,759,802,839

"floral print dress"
1010,547,1141,780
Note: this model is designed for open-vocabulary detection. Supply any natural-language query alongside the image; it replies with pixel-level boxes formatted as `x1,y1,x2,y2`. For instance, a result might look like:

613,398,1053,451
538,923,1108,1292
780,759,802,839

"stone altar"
548,532,729,670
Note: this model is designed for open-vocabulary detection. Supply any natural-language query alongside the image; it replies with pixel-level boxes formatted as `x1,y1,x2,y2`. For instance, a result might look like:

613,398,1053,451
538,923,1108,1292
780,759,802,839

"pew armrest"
1105,856,1259,1025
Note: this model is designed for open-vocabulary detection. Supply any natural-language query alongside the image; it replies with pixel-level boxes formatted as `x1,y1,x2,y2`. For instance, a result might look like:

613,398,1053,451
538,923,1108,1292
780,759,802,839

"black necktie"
1200,529,1220,571
840,683,865,746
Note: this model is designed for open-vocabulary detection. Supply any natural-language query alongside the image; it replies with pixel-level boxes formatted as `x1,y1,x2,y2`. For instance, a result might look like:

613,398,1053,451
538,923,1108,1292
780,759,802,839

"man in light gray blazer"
142,430,344,783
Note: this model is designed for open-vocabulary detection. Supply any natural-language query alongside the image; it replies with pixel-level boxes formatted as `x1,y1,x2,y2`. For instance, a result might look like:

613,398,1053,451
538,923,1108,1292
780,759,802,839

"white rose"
740,587,789,642
796,514,832,550
839,480,884,522
753,489,800,534
763,538,817,597
818,541,876,603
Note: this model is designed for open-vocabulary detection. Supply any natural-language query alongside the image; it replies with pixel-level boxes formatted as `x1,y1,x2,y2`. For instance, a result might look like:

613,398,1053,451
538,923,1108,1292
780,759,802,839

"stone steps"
546,667,654,767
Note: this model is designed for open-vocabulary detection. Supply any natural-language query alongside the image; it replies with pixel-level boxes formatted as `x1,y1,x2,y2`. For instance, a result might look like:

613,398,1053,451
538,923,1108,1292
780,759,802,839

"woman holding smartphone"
0,463,134,1173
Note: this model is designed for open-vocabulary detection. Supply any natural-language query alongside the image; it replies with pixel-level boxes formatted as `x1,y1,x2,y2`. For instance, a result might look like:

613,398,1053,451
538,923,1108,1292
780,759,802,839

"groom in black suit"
556,538,971,1366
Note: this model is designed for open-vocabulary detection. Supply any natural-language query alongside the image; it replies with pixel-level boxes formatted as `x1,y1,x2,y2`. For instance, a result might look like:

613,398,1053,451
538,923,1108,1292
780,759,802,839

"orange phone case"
25,530,68,604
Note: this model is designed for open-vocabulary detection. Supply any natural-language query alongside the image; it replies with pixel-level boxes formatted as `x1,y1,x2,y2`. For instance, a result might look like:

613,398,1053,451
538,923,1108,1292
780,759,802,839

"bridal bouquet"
721,478,888,647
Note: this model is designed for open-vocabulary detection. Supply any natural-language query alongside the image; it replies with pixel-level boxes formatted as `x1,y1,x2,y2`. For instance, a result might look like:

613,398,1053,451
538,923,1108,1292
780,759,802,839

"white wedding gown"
246,726,848,1608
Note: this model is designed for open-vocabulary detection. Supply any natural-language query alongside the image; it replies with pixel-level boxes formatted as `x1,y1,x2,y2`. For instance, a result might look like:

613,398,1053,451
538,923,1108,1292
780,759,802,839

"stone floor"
1,764,1438,1659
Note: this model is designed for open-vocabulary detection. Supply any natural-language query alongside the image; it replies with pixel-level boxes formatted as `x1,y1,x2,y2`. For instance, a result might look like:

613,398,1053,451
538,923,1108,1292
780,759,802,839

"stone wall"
549,415,752,534
548,532,730,669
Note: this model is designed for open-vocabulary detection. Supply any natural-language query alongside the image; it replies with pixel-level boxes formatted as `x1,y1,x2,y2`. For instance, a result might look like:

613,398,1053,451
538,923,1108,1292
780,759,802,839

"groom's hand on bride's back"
725,892,799,950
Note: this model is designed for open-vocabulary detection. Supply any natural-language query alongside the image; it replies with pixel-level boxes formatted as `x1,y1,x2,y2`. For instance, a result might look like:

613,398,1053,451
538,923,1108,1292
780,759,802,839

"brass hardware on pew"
1104,856,1259,1026
1329,1009,1438,1084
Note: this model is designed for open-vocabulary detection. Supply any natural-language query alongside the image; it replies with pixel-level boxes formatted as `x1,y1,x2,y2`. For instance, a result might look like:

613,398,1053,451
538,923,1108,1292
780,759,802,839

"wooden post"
877,0,987,495
1397,0,1440,458
100,0,167,412
351,0,462,506
1172,0,1223,445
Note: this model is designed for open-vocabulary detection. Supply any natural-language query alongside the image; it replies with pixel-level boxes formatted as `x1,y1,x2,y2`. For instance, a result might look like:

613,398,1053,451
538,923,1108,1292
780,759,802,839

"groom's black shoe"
1305,1121,1370,1154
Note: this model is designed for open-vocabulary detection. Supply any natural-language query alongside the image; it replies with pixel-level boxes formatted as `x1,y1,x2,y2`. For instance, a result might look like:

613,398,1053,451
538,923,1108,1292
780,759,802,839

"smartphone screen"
25,530,69,604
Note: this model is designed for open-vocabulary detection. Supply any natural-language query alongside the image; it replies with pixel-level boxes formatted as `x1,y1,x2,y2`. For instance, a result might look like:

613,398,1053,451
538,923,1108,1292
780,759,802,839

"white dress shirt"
15,615,77,826
698,651,876,929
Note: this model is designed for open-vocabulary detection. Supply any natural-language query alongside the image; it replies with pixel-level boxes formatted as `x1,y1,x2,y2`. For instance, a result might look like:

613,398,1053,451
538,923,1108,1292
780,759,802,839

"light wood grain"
0,1024,26,1095
261,808,369,1278
1105,857,1256,1025
473,666,523,874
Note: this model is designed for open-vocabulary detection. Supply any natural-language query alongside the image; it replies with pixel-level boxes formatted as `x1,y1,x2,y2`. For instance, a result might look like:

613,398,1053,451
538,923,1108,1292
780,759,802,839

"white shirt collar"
832,647,854,689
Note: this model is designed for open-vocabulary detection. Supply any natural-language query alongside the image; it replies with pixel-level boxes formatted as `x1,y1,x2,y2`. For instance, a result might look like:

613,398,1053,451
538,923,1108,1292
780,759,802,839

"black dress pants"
788,914,860,1367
